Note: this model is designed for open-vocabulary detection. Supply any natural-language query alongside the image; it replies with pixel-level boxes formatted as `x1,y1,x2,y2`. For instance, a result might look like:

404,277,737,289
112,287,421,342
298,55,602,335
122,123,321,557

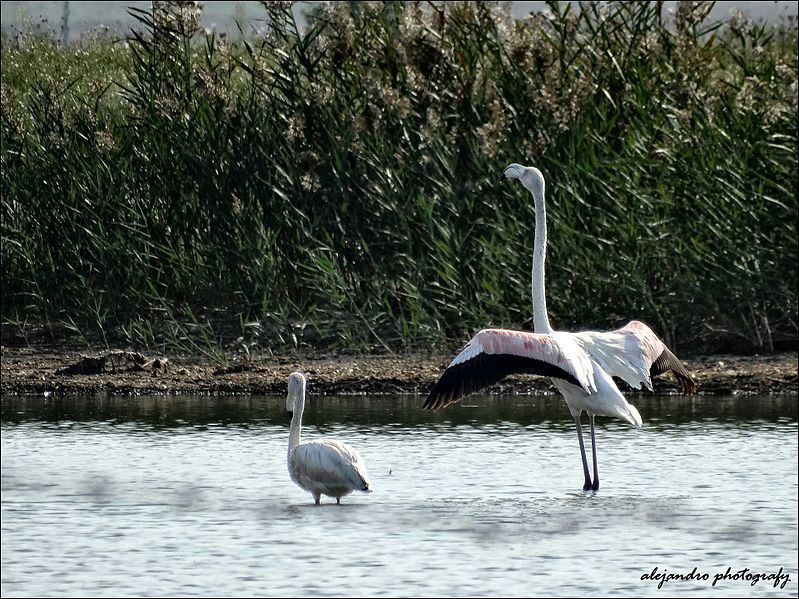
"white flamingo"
424,163,695,491
286,372,372,504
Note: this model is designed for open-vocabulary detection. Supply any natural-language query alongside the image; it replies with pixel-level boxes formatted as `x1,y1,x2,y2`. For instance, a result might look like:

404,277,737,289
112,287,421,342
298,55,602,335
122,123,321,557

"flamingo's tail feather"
624,403,643,428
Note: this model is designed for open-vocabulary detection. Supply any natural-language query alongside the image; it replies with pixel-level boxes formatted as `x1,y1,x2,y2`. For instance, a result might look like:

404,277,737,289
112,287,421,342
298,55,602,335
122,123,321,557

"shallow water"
2,393,797,597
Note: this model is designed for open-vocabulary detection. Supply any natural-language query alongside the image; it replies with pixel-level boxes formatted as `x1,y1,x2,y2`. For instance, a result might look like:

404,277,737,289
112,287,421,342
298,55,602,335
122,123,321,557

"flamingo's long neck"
531,185,553,334
288,392,303,454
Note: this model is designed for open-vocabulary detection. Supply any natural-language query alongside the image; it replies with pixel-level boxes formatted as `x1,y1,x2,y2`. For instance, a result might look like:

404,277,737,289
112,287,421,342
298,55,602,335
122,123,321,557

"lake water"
2,393,797,597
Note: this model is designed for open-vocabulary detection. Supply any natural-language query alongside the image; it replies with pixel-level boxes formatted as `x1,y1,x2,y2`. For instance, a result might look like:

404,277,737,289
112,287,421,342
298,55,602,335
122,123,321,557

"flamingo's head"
286,371,306,412
501,163,545,198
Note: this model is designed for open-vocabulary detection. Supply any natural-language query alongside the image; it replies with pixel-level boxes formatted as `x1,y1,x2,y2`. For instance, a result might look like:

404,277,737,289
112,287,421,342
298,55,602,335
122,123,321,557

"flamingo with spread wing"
424,164,695,491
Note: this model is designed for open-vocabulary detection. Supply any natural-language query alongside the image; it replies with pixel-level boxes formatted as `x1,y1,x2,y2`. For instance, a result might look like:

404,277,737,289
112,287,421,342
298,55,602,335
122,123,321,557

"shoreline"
1,347,796,397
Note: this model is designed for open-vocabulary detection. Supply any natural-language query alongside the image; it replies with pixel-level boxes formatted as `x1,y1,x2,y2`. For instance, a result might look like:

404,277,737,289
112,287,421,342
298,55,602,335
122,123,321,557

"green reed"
2,1,796,355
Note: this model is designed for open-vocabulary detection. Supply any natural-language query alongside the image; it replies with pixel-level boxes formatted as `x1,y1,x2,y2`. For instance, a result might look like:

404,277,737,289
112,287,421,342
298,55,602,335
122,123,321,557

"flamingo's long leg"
574,414,593,491
589,414,600,491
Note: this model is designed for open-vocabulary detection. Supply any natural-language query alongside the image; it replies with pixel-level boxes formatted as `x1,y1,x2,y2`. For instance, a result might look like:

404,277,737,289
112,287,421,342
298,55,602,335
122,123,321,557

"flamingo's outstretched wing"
424,328,597,411
574,320,695,394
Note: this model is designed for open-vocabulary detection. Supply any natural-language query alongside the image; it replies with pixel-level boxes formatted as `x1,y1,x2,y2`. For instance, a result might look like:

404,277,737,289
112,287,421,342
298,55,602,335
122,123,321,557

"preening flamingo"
286,372,372,504
424,163,695,491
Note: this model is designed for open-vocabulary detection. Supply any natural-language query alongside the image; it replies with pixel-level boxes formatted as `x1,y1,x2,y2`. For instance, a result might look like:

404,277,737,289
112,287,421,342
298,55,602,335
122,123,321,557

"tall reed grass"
2,1,797,355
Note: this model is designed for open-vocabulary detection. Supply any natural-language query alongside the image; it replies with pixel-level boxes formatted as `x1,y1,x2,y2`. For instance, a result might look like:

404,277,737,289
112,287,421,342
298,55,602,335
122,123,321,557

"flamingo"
424,163,695,491
286,372,372,504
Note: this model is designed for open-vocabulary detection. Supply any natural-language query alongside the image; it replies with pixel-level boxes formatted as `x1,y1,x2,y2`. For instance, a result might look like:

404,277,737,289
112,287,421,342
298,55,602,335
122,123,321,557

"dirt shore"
0,346,796,397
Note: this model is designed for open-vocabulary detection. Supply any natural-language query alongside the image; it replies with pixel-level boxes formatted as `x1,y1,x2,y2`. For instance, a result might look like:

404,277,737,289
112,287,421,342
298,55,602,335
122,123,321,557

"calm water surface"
2,393,797,597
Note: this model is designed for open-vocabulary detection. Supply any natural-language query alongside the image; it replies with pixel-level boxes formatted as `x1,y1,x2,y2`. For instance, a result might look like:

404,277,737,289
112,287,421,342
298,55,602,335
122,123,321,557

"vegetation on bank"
2,1,797,359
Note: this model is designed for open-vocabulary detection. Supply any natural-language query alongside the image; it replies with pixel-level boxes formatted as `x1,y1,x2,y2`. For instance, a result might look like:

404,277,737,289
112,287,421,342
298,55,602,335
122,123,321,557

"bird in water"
424,163,695,491
286,372,372,504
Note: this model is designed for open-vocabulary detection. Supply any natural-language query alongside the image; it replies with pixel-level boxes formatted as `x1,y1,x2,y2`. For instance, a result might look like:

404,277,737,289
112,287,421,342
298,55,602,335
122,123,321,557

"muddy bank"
1,346,796,397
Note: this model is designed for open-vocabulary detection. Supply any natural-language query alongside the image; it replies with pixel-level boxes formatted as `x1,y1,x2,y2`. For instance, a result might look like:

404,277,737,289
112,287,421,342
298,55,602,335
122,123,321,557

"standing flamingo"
424,163,695,491
286,372,372,504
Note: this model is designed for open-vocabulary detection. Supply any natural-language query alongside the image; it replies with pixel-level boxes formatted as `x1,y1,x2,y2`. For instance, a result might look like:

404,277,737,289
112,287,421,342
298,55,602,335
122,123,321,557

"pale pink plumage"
574,320,695,394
